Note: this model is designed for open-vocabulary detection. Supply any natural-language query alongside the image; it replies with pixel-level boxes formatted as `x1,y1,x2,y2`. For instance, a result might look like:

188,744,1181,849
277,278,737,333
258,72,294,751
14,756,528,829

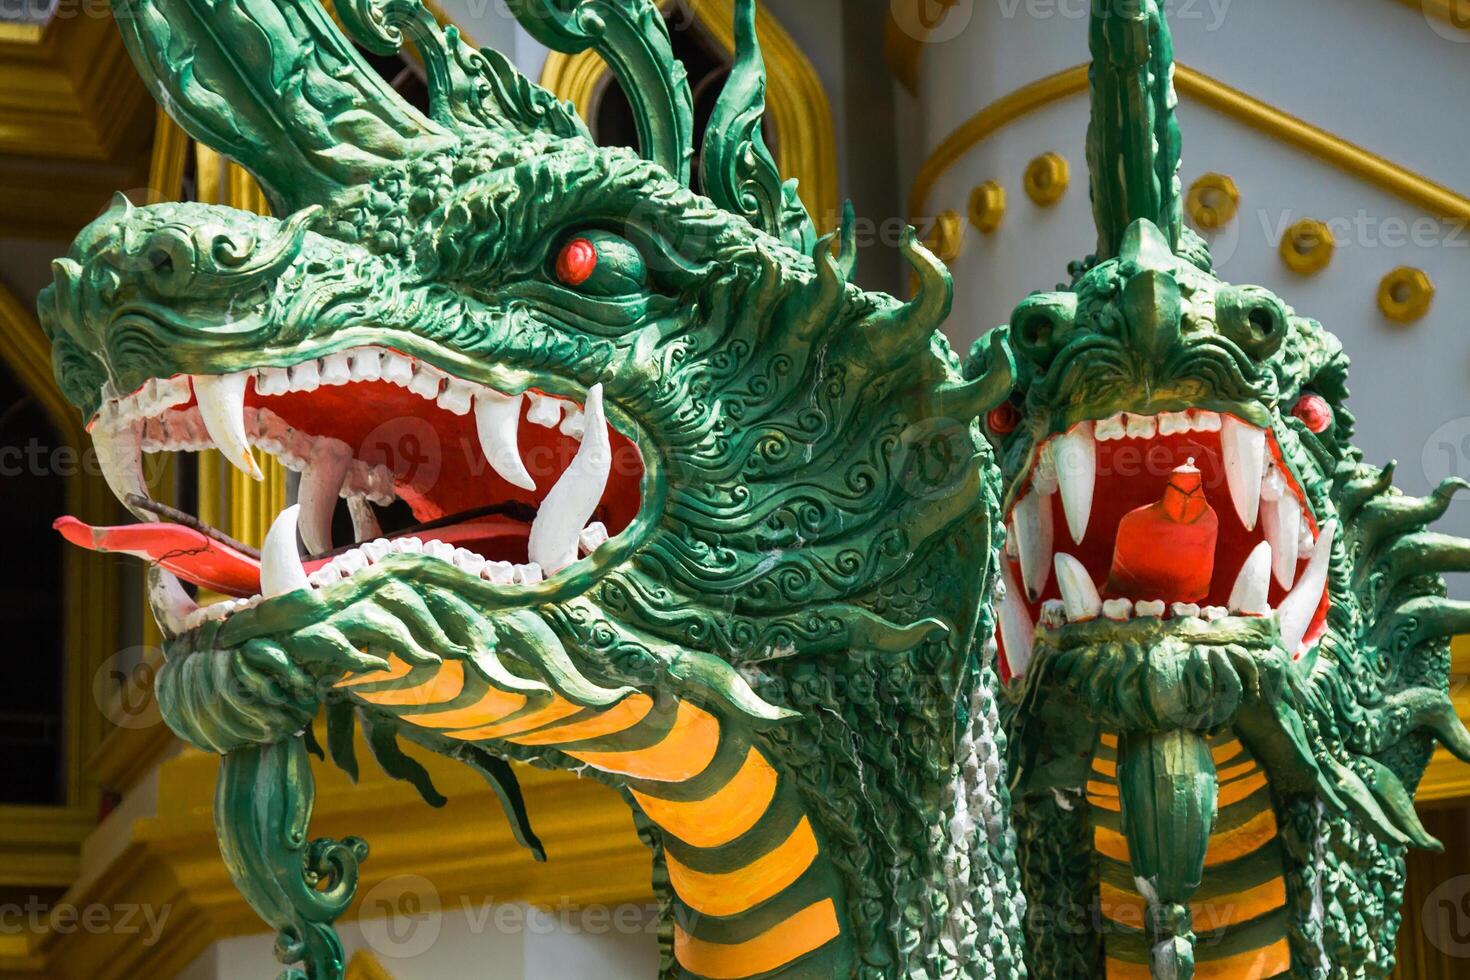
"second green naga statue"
33,0,1470,977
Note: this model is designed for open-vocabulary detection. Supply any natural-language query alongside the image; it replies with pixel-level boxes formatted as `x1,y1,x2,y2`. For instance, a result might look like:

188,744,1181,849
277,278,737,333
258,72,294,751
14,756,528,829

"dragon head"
981,215,1337,706
971,4,1470,975
40,0,1026,974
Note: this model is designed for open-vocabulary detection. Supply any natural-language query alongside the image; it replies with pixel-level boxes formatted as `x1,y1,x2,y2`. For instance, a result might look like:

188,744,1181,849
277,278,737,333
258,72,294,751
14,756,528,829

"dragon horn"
701,0,815,249
1359,756,1444,852
836,200,859,281
1086,0,1184,258
509,0,695,185
111,0,449,214
939,332,1017,422
864,227,953,364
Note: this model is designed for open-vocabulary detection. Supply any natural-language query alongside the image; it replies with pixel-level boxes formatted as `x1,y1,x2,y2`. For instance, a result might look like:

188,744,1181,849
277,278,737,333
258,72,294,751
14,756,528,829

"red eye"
556,238,598,287
987,402,1020,435
1292,394,1333,434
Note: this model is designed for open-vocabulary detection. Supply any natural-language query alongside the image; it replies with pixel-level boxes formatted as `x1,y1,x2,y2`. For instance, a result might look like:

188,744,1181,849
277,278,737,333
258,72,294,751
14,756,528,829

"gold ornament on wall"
1185,173,1240,229
1023,152,1070,206
923,209,966,263
968,181,1006,233
1378,266,1435,324
1279,218,1335,275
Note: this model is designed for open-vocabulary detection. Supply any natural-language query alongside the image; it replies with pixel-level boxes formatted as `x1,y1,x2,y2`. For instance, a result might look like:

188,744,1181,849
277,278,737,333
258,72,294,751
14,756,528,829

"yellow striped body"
1090,732,1292,980
339,655,844,977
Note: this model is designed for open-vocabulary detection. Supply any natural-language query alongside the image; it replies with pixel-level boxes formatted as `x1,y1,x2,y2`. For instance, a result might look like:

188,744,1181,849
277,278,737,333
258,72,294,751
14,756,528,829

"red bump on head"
1292,394,1333,434
556,238,598,287
987,402,1020,436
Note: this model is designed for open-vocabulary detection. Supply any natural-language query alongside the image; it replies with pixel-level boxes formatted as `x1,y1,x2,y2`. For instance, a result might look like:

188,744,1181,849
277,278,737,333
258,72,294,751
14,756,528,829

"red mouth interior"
996,427,1329,682
59,368,645,598
250,380,644,563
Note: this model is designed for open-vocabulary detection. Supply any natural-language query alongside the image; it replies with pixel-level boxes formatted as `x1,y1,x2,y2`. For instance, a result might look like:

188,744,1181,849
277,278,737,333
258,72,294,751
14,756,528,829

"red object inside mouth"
996,425,1329,683
1105,461,1218,601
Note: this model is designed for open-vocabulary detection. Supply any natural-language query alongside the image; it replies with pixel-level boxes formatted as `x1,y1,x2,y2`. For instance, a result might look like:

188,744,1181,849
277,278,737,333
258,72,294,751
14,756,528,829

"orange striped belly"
1090,731,1292,980
338,655,844,977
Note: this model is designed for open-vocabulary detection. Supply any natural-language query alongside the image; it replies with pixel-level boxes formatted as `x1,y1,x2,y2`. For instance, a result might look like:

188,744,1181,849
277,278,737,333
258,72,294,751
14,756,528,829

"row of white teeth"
997,521,1338,678
1011,413,1311,601
91,347,616,573
140,404,397,506
154,516,613,634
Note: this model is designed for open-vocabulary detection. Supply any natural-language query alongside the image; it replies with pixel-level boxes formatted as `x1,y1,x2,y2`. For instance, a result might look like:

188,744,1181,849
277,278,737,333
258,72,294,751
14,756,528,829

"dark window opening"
0,360,68,804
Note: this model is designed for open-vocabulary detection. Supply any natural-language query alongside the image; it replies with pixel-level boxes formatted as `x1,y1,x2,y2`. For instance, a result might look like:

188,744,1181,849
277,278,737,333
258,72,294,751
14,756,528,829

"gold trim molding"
347,950,396,980
1394,0,1470,32
0,8,153,237
1022,152,1069,207
884,0,964,94
890,2,1470,94
0,285,121,888
923,209,965,264
539,0,839,229
968,181,1006,234
909,63,1470,231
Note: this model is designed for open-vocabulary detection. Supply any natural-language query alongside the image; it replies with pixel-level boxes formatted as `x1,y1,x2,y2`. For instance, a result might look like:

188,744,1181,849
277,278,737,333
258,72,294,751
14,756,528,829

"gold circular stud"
924,209,965,263
1279,218,1335,275
1378,267,1434,324
1023,153,1070,207
1185,173,1240,229
968,180,1006,234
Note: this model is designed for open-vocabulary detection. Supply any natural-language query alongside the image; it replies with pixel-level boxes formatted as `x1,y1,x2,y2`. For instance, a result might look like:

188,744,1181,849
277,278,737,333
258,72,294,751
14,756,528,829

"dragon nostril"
1217,285,1287,359
1008,292,1078,369
1019,315,1053,351
1247,307,1275,337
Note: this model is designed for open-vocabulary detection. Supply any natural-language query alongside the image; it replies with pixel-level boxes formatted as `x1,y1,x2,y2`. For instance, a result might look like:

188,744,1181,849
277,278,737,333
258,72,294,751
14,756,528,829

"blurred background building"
0,0,1467,976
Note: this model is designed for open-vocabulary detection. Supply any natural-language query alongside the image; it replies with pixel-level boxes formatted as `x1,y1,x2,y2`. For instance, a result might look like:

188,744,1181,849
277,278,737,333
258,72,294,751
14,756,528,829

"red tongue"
54,515,533,600
1104,461,1219,603
55,516,268,597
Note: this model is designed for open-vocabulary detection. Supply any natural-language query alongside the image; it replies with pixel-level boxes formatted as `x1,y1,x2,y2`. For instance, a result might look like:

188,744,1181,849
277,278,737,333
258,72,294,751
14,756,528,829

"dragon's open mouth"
996,409,1333,682
56,346,645,629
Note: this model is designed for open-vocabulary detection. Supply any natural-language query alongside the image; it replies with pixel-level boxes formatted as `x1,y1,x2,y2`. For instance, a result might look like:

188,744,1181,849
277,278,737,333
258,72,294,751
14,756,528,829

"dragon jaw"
994,408,1333,685
60,347,651,634
984,219,1338,698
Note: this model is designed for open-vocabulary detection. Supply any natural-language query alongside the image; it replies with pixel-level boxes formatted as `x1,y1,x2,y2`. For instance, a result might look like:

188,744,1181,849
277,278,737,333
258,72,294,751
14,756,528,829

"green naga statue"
966,4,1470,979
38,0,1027,977
36,0,1470,977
